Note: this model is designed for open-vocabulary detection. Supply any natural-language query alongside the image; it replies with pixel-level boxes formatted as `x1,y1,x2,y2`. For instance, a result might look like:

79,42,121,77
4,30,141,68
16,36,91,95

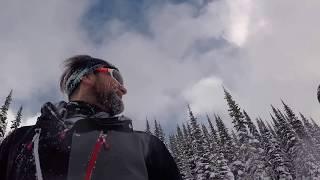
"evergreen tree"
223,88,249,144
145,117,152,135
10,105,23,130
182,123,196,179
158,122,165,142
206,114,219,144
272,106,320,179
282,101,320,162
182,123,190,142
0,90,13,138
265,118,277,139
300,113,313,132
201,124,211,146
224,88,265,179
282,101,310,141
187,105,203,152
154,119,160,138
214,153,235,180
187,105,215,179
243,110,260,141
215,114,235,163
310,118,320,133
231,130,240,148
204,117,234,179
176,125,194,180
310,117,320,129
300,113,320,162
257,119,293,179
209,121,235,180
207,120,234,180
169,134,178,160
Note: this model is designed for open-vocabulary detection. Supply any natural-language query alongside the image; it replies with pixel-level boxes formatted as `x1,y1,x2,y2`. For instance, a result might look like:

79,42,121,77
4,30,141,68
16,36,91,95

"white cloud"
0,0,92,100
225,0,253,46
182,76,225,115
1,0,320,131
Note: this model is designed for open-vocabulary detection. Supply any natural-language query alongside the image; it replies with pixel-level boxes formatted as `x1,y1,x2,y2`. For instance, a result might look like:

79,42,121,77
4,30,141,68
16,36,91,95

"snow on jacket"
0,101,182,180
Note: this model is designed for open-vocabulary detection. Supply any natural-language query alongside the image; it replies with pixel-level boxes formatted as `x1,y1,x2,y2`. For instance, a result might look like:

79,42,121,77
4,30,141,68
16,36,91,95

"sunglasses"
95,67,124,85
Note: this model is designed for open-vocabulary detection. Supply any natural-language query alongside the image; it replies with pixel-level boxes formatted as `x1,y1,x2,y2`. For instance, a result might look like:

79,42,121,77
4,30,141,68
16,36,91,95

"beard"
96,90,124,116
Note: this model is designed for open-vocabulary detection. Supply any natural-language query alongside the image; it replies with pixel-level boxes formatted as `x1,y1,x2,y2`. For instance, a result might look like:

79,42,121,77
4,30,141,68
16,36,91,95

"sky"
1,0,320,134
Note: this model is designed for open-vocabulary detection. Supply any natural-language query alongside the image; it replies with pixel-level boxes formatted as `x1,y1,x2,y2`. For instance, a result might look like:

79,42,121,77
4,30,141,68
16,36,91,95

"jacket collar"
36,101,132,133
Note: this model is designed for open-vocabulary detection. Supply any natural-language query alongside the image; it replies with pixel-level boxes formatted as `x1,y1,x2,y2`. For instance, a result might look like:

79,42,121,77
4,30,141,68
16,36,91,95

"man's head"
60,55,127,116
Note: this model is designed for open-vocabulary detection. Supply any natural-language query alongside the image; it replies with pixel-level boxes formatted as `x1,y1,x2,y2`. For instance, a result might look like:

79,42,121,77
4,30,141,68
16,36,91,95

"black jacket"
0,101,182,180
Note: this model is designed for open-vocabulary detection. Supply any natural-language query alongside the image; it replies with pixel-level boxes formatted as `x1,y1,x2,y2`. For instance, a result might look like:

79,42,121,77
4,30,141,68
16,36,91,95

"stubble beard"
96,90,124,116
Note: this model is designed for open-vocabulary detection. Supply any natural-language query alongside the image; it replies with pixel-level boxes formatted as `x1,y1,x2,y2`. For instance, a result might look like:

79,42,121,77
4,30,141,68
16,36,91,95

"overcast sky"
1,0,320,133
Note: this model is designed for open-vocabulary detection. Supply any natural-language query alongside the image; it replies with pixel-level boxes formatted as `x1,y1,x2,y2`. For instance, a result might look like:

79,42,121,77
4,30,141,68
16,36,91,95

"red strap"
85,135,106,180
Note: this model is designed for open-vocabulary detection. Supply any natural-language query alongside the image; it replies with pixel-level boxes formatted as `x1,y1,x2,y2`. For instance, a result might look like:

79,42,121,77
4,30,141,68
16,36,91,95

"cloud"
1,0,320,133
224,0,252,46
235,0,320,121
0,0,91,99
182,76,225,114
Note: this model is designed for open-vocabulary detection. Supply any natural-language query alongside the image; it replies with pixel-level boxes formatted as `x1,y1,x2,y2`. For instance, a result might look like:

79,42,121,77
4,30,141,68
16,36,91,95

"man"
0,55,182,180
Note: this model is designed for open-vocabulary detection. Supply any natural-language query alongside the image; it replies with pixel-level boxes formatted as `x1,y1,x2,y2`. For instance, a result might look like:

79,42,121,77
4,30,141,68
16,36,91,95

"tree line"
0,90,23,142
147,88,320,179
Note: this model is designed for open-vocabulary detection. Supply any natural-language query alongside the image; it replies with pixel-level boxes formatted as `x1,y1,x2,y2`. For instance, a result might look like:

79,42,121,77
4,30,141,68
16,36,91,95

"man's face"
92,70,127,116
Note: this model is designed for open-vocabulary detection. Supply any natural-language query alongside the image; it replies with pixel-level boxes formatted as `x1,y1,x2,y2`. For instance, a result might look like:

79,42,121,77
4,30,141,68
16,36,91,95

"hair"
59,55,118,99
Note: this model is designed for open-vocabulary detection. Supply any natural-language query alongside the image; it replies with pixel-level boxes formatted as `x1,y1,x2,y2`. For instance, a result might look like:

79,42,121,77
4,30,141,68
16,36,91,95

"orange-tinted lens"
96,68,123,85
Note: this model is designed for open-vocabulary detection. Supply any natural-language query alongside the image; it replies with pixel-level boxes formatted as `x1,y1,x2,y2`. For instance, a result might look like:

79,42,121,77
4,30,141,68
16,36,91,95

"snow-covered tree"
145,117,152,135
265,118,278,139
311,118,320,131
154,119,160,138
158,122,165,142
301,113,320,160
187,105,215,179
169,134,178,160
205,116,235,179
300,113,313,133
215,114,236,163
176,125,194,180
243,110,260,141
201,124,211,147
230,130,240,150
0,90,13,138
214,153,235,180
282,101,310,141
272,106,320,179
224,88,249,145
224,88,268,179
10,105,23,131
182,123,197,179
282,101,320,162
206,114,219,144
257,119,293,179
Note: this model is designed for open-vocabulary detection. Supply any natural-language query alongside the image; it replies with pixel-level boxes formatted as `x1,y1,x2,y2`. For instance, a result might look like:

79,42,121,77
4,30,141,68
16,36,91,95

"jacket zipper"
85,132,110,180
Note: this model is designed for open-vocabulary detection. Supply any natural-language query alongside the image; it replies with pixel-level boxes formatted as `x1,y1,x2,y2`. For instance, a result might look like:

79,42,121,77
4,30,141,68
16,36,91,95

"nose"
119,84,127,95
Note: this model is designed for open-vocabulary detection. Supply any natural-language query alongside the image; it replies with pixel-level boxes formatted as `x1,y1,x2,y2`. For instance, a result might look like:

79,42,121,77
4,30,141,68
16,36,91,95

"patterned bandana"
64,57,118,96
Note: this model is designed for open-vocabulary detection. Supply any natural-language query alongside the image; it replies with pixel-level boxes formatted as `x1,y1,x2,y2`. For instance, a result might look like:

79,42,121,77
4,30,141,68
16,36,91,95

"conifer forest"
147,88,320,180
